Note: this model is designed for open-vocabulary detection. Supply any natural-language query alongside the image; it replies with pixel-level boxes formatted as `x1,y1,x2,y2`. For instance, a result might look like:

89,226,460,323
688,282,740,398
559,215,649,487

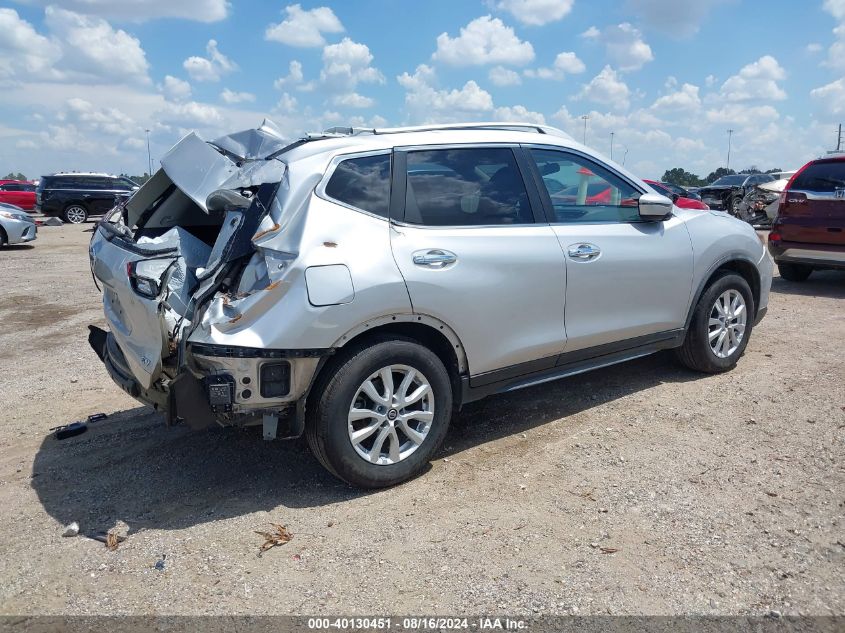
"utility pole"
837,123,842,152
726,129,733,171
610,131,615,161
622,146,629,166
581,114,589,145
145,129,152,176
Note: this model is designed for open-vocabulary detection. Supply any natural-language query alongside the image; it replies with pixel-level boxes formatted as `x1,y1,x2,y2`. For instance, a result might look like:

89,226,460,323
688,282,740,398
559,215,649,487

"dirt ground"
0,222,842,617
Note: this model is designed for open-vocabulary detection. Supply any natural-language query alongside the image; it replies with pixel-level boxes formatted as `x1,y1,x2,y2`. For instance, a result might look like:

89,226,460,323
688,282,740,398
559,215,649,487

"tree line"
661,166,784,187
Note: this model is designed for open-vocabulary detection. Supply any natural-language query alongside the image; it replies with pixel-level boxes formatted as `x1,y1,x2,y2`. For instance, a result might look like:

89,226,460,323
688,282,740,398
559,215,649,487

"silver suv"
88,121,772,488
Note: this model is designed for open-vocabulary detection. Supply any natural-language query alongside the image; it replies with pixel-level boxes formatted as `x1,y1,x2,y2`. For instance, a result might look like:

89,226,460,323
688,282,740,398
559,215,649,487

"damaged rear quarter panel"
188,157,413,351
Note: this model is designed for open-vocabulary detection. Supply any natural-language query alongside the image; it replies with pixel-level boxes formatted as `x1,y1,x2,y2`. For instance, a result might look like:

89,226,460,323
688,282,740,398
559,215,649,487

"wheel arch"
685,256,761,330
305,314,469,412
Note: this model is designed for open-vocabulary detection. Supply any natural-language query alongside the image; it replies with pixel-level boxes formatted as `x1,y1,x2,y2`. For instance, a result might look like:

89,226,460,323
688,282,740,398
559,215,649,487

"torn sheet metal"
160,133,240,212
209,119,288,162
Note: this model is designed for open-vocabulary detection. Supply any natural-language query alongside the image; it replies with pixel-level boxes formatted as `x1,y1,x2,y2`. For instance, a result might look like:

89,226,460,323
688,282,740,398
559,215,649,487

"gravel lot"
0,222,842,616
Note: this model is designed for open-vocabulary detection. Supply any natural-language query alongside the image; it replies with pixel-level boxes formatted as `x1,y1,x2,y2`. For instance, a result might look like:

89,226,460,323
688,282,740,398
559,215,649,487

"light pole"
726,129,733,171
581,114,589,145
145,129,152,176
617,144,629,166
610,131,615,161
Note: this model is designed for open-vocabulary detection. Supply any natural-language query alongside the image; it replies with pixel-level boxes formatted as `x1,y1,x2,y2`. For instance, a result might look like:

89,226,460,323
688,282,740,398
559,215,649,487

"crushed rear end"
88,121,326,436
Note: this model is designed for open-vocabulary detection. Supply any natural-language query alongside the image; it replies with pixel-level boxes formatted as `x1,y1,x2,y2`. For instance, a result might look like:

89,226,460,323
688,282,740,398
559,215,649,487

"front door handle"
413,249,457,268
567,243,601,261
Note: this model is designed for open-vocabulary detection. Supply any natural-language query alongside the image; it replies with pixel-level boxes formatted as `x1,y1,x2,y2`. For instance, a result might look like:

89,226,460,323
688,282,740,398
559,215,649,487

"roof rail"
321,122,572,140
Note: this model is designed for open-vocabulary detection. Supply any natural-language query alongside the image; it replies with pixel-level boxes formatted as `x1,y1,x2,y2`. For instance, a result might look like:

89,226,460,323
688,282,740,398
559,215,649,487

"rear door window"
792,161,845,193
325,154,391,218
403,147,533,226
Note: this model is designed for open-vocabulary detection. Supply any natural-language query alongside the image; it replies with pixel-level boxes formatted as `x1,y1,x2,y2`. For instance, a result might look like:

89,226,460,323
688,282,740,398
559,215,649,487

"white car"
0,203,37,246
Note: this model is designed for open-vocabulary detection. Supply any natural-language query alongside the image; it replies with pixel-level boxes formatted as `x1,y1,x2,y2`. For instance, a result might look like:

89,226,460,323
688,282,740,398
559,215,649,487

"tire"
777,262,812,282
730,195,745,219
62,204,88,224
305,336,453,488
0,227,7,247
675,272,755,373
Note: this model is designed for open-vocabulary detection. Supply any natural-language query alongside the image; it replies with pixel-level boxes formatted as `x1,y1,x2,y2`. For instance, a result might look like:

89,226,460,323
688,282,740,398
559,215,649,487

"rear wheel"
0,227,7,247
777,262,812,282
306,337,453,488
63,204,87,224
676,273,754,373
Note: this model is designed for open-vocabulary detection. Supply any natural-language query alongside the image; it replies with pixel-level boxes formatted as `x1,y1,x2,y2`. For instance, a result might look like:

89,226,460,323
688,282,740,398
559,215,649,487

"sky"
0,0,843,181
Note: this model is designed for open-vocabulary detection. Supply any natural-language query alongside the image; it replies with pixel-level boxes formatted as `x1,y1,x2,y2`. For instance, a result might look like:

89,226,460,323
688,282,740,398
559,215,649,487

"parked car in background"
768,156,845,281
0,181,36,210
644,180,709,210
656,181,702,201
87,120,772,488
699,173,776,216
36,173,139,223
0,202,37,246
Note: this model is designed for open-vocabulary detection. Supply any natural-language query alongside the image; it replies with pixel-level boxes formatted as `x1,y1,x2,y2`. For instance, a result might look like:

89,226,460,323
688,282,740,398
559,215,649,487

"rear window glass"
325,154,391,218
792,161,845,192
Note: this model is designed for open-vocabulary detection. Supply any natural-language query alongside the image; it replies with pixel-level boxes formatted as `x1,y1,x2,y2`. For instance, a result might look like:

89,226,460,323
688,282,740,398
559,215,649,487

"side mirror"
638,192,673,221
206,188,251,213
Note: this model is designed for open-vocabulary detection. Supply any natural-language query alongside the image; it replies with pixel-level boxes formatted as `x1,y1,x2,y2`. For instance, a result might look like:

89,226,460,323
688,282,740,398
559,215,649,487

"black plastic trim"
462,329,684,404
189,342,334,359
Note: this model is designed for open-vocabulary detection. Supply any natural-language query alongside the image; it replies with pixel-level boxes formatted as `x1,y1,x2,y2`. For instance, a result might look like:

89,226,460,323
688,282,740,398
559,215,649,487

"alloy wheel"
347,364,434,465
64,206,86,224
708,289,747,358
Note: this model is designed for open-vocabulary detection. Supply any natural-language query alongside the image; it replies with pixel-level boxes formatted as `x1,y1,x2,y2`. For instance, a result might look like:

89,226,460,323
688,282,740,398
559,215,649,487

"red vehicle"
0,181,36,210
768,155,845,281
644,180,709,210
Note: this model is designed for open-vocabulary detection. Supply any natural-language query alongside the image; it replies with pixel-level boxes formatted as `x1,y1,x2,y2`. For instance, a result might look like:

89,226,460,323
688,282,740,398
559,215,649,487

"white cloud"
625,0,728,38
651,82,701,112
159,100,224,126
320,37,384,94
432,16,534,66
160,75,191,101
590,23,654,71
524,51,585,80
811,78,845,117
275,92,298,111
397,64,493,122
18,0,230,22
806,42,823,54
66,98,135,135
265,4,344,47
43,6,151,83
274,60,304,88
718,55,786,102
183,39,236,82
0,9,61,78
490,0,574,26
220,88,255,104
705,104,779,126
824,0,845,20
489,66,522,86
332,92,375,108
492,104,546,124
576,66,631,110
821,2,845,70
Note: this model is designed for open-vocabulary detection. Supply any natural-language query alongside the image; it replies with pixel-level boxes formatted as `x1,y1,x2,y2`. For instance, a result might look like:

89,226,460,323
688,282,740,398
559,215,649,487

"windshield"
711,175,746,186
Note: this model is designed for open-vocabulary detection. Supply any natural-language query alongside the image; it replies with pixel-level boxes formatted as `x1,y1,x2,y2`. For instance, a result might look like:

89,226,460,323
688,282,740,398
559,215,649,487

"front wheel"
676,273,755,373
777,262,812,282
63,204,88,224
306,337,453,488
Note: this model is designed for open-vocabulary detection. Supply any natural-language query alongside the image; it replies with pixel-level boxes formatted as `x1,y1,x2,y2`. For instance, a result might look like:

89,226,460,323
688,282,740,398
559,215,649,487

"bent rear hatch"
88,122,288,389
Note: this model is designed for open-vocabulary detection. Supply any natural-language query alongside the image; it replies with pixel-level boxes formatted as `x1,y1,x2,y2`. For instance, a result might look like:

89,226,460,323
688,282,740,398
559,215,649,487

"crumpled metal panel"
160,133,239,212
209,119,288,162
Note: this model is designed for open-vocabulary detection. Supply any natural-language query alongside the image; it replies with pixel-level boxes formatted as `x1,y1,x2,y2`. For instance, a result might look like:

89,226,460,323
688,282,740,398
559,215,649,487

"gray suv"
88,121,772,488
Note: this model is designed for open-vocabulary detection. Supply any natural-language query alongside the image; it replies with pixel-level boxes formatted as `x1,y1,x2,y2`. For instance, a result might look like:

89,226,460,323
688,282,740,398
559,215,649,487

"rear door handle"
412,249,457,268
567,243,601,261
